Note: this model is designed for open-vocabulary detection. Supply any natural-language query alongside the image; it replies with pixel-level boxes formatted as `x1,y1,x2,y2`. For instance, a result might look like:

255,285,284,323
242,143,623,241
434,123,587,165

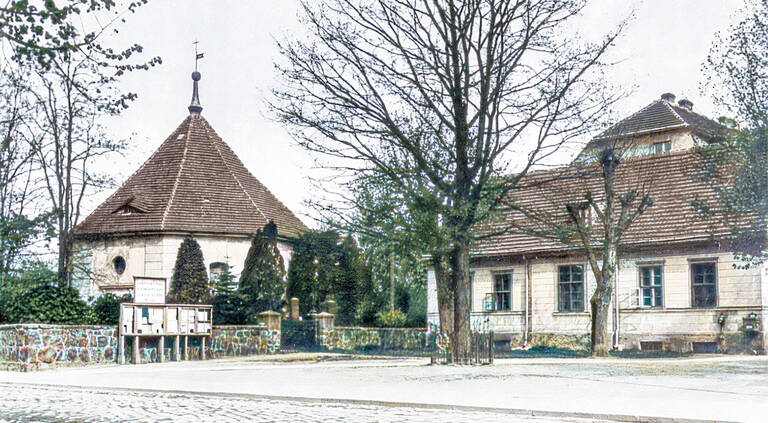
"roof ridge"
161,116,194,230
661,100,688,125
202,119,271,224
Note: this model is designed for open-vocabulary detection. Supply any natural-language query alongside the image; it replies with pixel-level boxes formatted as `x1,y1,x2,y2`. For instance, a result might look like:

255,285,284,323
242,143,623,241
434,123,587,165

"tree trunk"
451,243,471,363
590,246,617,357
58,230,72,287
433,254,453,339
590,285,613,357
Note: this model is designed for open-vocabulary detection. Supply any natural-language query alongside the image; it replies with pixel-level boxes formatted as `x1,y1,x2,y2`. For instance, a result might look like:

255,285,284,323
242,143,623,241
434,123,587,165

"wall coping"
331,326,427,331
0,324,117,330
213,325,269,329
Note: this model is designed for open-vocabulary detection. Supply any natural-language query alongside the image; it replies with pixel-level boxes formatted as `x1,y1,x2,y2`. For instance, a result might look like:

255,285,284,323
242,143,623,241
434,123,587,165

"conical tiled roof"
76,113,307,238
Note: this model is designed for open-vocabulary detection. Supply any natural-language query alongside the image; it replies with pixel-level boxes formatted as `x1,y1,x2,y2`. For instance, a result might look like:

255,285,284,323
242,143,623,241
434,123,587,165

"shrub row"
0,284,130,326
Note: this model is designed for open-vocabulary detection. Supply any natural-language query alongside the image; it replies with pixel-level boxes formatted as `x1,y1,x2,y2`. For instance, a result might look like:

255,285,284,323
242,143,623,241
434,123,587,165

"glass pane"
641,268,650,286
559,266,570,282
653,267,662,285
572,265,583,281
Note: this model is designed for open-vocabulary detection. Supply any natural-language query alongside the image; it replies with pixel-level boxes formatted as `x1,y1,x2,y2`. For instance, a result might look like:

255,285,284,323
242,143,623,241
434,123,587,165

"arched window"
209,262,229,281
113,256,127,275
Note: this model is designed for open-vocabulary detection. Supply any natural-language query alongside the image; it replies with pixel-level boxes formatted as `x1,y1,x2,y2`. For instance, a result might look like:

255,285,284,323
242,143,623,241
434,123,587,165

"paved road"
0,383,602,423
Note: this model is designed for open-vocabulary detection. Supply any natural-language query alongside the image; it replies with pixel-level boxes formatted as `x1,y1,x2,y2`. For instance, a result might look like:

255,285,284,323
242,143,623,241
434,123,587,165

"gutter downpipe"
523,255,528,346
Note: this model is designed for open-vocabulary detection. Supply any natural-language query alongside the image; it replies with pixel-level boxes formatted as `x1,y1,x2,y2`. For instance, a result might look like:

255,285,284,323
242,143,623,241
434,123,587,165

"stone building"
74,70,307,299
427,94,767,354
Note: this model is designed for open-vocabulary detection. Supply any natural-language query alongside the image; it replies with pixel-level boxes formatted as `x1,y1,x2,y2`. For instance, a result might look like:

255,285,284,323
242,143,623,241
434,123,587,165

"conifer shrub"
168,237,211,304
212,264,247,324
239,222,286,320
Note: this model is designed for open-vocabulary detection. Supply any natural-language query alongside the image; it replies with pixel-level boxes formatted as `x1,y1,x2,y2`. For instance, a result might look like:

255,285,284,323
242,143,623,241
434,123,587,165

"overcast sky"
95,0,742,229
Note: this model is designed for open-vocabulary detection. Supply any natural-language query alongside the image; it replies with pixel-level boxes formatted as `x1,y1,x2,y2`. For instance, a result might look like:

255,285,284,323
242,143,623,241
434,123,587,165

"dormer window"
653,141,671,154
111,195,149,216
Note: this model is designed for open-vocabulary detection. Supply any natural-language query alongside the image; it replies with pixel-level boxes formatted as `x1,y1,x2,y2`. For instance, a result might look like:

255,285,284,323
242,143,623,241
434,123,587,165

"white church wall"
79,233,295,299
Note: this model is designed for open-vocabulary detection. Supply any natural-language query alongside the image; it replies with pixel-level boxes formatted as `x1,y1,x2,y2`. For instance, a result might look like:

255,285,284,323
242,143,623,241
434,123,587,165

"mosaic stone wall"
210,326,281,357
0,324,117,371
320,327,427,352
1,324,281,369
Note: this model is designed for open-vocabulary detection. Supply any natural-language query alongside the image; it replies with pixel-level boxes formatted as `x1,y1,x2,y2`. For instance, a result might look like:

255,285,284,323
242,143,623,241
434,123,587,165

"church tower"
75,67,306,298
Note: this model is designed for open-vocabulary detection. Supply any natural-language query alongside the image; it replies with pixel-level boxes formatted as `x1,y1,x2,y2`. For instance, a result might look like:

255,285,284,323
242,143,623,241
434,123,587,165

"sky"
93,0,743,229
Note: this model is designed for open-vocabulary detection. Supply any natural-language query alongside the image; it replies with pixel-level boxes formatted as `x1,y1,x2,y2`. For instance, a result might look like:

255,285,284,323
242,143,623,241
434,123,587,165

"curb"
0,382,739,423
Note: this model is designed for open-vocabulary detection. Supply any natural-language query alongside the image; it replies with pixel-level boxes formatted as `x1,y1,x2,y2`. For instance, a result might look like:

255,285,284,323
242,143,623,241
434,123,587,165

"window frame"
638,265,664,308
557,264,585,313
113,256,127,276
690,261,718,308
491,271,512,312
652,140,671,154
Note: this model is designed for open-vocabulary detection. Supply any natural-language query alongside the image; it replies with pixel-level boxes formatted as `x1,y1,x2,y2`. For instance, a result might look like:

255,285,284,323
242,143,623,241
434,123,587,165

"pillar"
200,336,206,360
174,335,181,361
184,336,189,361
290,298,300,320
118,334,125,365
132,336,139,364
158,336,165,363
258,310,282,331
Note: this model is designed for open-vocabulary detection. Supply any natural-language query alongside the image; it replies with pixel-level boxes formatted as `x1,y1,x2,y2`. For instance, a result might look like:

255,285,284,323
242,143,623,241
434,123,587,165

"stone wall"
0,324,117,371
320,327,427,352
1,324,280,370
210,326,280,357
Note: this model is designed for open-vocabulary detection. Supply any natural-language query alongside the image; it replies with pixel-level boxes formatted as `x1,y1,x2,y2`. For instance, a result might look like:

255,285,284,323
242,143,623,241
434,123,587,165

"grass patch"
498,346,589,358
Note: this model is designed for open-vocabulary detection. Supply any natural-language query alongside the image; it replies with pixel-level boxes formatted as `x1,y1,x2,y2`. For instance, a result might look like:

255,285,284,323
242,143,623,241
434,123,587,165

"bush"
91,293,132,325
6,284,91,324
375,309,407,327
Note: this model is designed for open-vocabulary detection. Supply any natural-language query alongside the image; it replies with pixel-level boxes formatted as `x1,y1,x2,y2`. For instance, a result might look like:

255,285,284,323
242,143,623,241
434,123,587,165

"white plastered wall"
78,234,294,299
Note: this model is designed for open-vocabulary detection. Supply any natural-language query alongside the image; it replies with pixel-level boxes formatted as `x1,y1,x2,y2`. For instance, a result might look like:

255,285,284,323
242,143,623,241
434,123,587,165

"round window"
113,256,126,275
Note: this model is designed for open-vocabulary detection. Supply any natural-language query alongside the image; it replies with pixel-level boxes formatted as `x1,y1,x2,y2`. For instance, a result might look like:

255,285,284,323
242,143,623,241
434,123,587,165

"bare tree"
505,138,654,356
273,0,625,361
0,68,49,281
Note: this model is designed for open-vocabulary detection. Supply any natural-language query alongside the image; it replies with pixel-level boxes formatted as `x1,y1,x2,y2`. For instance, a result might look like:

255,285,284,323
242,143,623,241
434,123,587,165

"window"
653,141,671,154
639,266,663,307
558,264,584,312
691,262,717,307
209,262,229,281
113,256,126,275
492,272,512,311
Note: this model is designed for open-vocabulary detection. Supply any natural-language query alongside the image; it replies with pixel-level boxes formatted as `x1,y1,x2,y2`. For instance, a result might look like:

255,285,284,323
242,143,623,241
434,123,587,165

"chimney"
677,99,693,111
660,93,676,104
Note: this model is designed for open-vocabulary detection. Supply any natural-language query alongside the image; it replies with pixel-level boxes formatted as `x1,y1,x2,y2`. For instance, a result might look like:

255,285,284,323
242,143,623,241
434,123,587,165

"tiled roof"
591,99,728,142
76,114,307,238
473,151,736,257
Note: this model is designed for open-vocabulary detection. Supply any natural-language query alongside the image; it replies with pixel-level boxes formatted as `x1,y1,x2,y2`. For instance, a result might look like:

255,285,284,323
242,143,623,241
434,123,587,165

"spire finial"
188,40,204,114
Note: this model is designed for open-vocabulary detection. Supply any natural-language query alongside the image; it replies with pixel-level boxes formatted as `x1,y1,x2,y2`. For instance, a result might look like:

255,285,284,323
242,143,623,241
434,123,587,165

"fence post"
489,330,494,364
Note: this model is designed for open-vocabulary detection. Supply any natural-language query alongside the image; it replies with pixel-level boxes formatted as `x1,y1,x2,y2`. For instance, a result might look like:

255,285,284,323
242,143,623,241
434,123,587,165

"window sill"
552,312,589,316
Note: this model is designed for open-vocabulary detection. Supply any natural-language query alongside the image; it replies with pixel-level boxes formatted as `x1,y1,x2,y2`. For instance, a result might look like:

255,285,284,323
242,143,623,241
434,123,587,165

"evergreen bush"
6,284,90,324
168,237,211,304
375,309,407,327
212,264,247,324
91,293,132,325
239,222,286,320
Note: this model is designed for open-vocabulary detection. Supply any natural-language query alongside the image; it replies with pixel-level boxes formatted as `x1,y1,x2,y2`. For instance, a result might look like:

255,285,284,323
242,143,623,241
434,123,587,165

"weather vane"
193,39,204,72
